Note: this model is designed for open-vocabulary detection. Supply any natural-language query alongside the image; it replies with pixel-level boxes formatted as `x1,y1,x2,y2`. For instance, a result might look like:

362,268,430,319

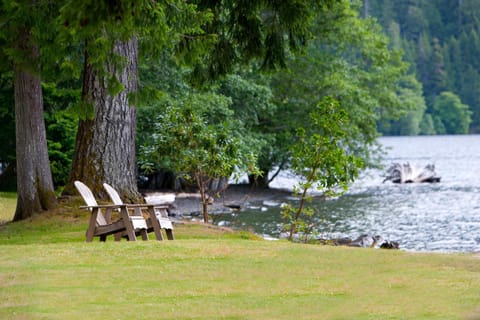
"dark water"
216,135,480,253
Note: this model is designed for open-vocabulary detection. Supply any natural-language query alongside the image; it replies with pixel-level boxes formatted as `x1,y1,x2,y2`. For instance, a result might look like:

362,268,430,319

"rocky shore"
145,184,293,218
145,184,400,249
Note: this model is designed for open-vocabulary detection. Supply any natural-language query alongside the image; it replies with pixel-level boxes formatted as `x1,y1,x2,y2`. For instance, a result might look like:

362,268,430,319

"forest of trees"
366,0,479,135
0,0,477,221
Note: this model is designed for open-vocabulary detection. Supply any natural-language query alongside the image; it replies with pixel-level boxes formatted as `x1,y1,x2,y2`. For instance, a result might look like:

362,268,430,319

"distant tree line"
366,0,477,135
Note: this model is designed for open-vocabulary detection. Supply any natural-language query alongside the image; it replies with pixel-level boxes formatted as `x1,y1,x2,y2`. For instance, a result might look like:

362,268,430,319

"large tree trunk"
13,29,57,221
63,38,140,202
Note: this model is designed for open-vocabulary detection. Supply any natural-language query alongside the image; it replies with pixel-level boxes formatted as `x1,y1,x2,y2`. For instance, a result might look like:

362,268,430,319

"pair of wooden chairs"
74,181,174,242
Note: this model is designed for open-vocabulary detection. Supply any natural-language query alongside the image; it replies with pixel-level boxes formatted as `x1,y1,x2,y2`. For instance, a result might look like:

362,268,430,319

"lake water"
216,135,480,253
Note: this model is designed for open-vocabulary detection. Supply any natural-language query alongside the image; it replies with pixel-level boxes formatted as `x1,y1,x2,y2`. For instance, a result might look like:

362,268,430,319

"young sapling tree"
140,93,258,223
283,96,364,241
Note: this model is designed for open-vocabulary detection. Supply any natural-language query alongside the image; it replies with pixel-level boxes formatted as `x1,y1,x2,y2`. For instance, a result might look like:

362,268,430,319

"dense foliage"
366,0,479,134
0,73,14,175
0,0,442,202
139,93,258,222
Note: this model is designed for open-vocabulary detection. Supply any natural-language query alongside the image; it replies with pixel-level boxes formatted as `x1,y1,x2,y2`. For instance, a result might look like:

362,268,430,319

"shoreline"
144,184,294,217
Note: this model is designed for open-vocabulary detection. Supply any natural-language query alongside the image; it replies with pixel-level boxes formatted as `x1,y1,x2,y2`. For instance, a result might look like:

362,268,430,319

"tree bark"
248,163,279,188
13,29,57,221
64,38,141,202
248,173,269,188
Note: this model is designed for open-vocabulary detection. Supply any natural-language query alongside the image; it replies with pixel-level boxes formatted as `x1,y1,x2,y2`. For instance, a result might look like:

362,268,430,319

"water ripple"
218,135,480,252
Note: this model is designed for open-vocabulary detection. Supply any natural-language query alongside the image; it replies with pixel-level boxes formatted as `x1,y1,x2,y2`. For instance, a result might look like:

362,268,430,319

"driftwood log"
383,162,441,184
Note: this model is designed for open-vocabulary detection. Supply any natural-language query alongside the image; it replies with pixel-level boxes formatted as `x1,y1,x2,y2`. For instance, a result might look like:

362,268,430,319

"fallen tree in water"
383,162,441,183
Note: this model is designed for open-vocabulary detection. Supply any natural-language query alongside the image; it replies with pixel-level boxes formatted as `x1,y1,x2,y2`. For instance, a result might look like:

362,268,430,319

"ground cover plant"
0,197,480,319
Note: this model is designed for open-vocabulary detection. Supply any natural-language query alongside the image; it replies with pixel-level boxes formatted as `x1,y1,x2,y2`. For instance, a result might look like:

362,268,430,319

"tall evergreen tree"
368,0,480,134
60,0,206,200
60,0,339,200
403,3,427,42
0,72,15,189
459,66,480,131
416,32,432,105
0,0,57,220
428,38,448,98
67,39,141,201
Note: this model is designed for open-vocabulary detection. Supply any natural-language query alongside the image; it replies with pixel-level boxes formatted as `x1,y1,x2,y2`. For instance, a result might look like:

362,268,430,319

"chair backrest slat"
74,181,98,207
74,181,107,226
103,183,124,205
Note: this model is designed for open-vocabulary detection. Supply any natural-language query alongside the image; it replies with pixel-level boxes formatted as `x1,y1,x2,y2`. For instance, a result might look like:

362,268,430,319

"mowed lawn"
0,192,16,223
1,195,480,319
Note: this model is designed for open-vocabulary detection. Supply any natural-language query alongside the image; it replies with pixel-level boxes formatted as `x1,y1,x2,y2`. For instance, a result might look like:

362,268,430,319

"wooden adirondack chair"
103,183,175,240
74,181,148,242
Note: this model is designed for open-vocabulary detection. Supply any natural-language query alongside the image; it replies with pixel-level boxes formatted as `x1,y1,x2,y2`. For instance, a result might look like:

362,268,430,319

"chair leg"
166,229,175,240
141,229,149,241
154,224,164,241
147,209,164,241
120,207,137,241
100,235,107,242
86,208,100,242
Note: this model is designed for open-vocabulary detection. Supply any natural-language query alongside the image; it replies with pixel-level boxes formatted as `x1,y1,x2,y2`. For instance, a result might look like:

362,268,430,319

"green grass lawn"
1,195,480,319
0,192,16,222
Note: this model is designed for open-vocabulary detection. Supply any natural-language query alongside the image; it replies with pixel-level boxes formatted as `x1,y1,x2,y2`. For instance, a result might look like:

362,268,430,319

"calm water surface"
217,135,480,253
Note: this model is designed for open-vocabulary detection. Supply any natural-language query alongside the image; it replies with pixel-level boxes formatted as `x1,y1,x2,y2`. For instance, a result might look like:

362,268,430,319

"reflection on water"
216,135,480,253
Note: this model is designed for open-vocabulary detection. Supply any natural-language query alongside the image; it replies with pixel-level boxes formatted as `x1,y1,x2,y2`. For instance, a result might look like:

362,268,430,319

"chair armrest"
79,204,127,210
123,204,154,208
124,204,170,209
